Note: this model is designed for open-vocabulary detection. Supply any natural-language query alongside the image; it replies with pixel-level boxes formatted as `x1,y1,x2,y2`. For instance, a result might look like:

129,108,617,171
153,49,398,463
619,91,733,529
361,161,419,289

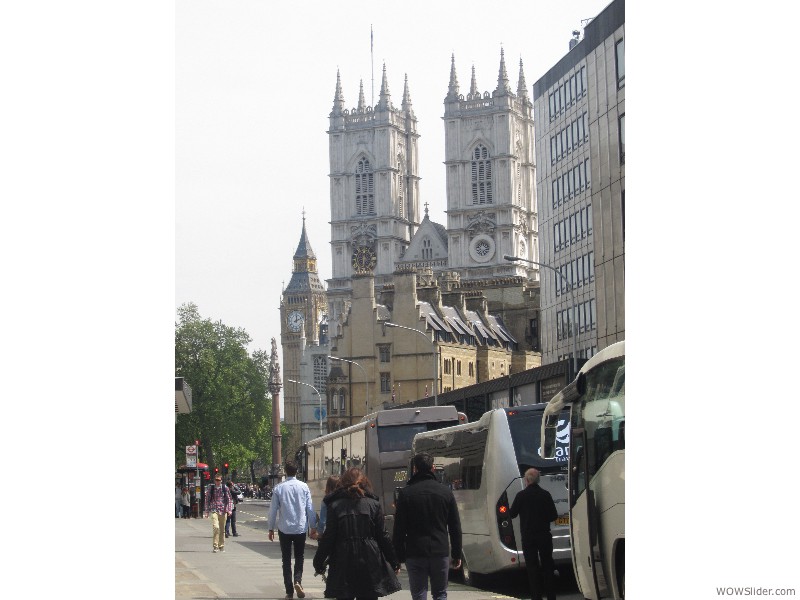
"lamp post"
385,322,438,406
328,356,370,413
503,254,578,376
287,379,323,436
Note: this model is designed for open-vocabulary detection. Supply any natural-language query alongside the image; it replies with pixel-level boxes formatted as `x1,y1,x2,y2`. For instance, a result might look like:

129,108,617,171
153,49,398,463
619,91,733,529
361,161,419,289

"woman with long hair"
318,475,340,536
313,468,401,600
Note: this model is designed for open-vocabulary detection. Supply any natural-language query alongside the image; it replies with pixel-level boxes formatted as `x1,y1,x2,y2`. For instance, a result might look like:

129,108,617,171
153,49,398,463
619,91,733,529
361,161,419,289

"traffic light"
223,463,229,476
214,467,219,475
203,471,210,481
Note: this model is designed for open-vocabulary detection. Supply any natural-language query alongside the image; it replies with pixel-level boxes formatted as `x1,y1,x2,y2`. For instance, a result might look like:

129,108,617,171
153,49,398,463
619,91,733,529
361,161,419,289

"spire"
445,53,460,101
293,211,316,260
377,62,393,111
358,79,366,112
517,57,529,100
402,73,414,116
332,69,345,115
494,47,512,97
469,64,479,99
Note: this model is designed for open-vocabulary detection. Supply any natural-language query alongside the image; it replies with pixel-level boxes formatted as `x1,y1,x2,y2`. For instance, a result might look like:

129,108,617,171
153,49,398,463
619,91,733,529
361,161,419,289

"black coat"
507,483,558,545
312,489,401,599
392,471,462,562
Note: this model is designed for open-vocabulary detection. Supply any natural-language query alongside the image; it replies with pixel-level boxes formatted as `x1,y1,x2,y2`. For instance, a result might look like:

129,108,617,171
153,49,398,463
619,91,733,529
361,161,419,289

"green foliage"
175,303,275,474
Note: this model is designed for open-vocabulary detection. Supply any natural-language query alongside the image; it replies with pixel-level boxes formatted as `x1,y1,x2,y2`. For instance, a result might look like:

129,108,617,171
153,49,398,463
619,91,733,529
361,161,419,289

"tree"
175,303,281,476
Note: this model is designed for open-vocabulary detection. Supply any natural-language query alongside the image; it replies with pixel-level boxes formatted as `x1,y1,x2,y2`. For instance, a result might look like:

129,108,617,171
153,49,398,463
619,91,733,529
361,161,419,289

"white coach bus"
298,406,466,530
411,403,571,585
541,340,625,599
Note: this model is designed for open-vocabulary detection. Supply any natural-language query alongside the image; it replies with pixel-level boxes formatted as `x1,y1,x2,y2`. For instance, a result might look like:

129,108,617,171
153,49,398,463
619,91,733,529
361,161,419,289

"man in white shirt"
268,461,318,599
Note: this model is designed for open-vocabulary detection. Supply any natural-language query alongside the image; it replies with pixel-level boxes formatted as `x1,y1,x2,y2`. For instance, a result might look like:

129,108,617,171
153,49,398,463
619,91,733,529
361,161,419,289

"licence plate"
555,515,570,526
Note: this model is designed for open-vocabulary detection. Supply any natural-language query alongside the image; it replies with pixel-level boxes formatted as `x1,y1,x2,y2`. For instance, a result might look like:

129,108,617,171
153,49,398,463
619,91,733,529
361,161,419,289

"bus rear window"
507,409,570,472
378,420,458,453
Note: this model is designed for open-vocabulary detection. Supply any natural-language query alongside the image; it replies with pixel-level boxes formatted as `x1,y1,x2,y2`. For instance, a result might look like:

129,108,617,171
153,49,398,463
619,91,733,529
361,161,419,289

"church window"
380,372,391,393
339,388,347,412
422,237,432,260
471,145,493,205
313,356,327,398
379,344,391,362
355,158,375,215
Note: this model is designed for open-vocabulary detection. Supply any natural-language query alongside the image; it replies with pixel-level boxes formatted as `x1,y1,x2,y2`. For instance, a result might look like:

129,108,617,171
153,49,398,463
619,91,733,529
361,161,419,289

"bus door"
570,427,605,599
499,477,526,568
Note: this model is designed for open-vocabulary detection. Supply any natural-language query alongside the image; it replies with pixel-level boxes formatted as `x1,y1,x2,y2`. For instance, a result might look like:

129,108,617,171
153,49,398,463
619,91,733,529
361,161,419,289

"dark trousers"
405,555,451,600
522,533,556,600
278,531,307,594
225,507,237,535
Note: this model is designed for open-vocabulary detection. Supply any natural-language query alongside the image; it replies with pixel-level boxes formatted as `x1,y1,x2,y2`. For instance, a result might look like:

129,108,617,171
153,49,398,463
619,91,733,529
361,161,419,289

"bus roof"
543,340,625,418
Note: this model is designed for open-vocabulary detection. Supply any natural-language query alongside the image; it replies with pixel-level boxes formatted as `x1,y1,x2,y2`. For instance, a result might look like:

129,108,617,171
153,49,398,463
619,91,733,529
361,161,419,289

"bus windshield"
378,420,459,452
507,408,569,473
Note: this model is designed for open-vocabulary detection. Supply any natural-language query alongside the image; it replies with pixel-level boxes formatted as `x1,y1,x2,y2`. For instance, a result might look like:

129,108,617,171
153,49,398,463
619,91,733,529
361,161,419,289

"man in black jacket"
508,468,559,600
393,453,462,600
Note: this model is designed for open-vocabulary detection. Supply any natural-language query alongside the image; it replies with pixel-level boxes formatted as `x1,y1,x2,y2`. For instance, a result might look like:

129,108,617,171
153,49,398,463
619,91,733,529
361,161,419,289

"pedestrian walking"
181,486,191,518
317,474,340,537
507,468,559,600
175,482,183,518
225,480,241,537
204,473,234,553
313,468,401,600
268,461,318,599
393,452,462,600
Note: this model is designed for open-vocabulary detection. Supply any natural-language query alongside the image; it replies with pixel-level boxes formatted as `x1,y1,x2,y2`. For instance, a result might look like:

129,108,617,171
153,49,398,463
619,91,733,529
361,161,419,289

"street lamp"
287,379,324,436
385,322,438,406
328,356,370,413
503,254,578,376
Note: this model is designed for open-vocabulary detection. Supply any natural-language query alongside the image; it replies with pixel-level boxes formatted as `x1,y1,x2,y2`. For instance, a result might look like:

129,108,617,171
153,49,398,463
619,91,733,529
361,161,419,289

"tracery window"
355,158,375,215
471,145,492,205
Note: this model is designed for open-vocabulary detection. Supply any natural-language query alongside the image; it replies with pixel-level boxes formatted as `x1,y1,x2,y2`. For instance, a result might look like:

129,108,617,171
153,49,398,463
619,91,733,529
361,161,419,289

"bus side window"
594,427,613,473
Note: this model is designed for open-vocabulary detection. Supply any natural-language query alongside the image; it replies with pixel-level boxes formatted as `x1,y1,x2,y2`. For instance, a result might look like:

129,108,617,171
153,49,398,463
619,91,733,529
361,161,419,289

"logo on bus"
539,419,570,463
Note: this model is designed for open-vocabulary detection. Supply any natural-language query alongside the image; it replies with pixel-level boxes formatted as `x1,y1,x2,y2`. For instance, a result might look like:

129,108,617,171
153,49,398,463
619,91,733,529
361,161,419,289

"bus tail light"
496,492,517,550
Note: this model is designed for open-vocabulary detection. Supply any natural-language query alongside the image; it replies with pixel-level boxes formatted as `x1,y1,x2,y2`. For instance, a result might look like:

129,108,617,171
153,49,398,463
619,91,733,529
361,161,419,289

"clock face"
352,245,377,273
287,310,304,332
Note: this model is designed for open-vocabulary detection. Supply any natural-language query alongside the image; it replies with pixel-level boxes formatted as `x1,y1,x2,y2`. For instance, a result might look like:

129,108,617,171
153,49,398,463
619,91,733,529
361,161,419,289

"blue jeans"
225,507,237,535
405,556,451,600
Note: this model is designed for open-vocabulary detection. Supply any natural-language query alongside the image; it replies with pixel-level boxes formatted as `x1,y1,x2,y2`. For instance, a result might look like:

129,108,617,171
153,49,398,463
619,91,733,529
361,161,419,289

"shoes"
213,548,218,553
220,547,225,553
225,533,229,538
294,582,305,598
284,594,293,599
232,533,240,537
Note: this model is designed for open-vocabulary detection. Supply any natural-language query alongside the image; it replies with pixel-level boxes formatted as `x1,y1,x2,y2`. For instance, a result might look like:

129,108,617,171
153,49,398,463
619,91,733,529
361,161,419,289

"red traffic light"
214,467,219,473
224,463,229,468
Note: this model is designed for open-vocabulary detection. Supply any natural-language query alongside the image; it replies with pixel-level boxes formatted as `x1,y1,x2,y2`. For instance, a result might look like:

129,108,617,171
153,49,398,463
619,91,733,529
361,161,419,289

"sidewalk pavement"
175,501,517,600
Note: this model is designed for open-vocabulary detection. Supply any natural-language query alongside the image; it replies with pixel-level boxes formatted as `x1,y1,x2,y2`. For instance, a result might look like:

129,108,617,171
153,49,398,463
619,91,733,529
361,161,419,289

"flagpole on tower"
370,25,374,107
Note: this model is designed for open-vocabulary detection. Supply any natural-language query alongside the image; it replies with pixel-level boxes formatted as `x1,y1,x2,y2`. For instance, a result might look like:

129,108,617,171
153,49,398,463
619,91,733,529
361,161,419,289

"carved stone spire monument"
268,338,283,485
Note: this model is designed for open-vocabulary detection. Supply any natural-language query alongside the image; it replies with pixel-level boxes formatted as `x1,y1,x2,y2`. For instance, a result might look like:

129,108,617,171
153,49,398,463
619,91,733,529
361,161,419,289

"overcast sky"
176,0,614,360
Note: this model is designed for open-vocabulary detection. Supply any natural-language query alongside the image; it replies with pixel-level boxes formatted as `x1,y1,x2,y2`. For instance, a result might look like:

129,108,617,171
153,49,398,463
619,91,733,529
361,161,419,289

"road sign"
186,445,197,468
314,407,327,421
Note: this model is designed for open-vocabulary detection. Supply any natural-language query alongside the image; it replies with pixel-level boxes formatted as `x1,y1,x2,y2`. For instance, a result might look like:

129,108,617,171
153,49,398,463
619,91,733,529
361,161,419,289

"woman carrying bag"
313,468,401,600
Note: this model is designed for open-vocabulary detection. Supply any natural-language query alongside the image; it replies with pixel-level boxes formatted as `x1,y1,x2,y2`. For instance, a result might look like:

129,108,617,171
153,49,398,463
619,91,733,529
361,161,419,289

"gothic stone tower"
443,50,538,281
326,65,421,326
280,216,327,429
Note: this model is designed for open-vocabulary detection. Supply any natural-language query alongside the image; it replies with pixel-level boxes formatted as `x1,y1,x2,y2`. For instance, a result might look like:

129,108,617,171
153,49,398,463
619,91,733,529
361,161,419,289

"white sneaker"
294,582,305,598
213,548,218,553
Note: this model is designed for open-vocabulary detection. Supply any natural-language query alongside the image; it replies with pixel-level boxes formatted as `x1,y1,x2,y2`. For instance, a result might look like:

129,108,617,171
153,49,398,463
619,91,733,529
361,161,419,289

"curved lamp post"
287,379,323,436
385,322,438,406
503,254,578,376
328,356,369,413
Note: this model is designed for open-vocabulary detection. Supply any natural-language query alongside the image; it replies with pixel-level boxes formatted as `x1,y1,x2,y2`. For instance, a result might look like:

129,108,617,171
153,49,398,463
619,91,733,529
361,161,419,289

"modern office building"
532,0,625,363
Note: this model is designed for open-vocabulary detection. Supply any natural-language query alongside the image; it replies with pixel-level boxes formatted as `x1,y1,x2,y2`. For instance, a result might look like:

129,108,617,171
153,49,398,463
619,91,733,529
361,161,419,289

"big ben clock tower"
280,215,327,429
